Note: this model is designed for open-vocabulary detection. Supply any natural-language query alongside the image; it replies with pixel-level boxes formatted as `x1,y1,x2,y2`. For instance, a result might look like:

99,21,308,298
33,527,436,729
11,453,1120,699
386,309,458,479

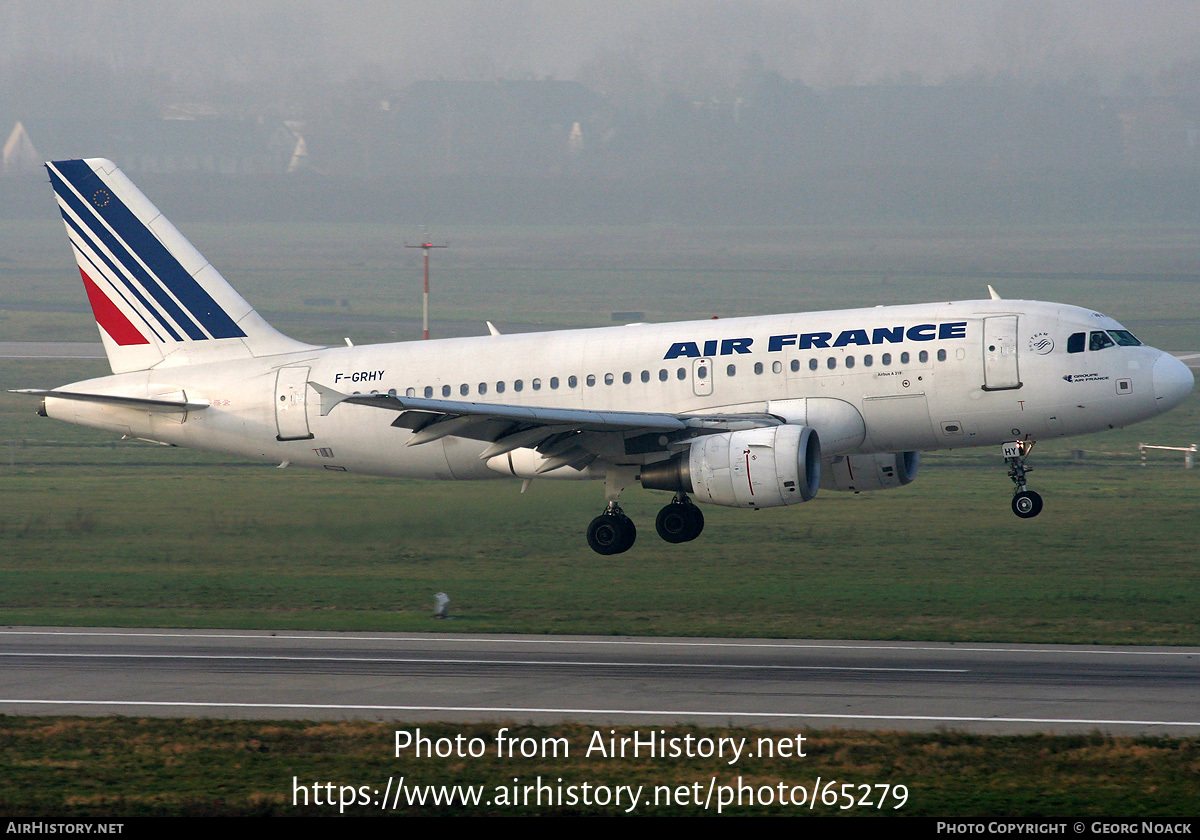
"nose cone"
1152,353,1194,413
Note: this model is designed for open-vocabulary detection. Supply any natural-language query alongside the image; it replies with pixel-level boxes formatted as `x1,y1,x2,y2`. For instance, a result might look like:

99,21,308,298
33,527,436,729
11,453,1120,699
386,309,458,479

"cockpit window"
1089,331,1116,351
1109,330,1142,346
1067,332,1086,353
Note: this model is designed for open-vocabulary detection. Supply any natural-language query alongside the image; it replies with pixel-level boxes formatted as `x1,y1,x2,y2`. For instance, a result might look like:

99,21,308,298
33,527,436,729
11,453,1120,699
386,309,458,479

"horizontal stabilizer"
11,389,209,413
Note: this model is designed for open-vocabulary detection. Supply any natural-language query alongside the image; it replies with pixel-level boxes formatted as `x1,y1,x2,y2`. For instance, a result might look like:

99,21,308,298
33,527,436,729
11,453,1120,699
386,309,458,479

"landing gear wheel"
655,502,705,543
587,511,637,555
1011,490,1043,519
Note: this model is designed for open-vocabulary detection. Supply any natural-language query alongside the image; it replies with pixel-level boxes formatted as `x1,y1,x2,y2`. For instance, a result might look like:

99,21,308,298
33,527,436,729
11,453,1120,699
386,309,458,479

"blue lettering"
906,324,937,341
768,334,797,352
939,322,967,339
832,329,871,347
799,332,832,349
665,341,701,360
721,337,753,355
702,339,718,357
872,326,904,344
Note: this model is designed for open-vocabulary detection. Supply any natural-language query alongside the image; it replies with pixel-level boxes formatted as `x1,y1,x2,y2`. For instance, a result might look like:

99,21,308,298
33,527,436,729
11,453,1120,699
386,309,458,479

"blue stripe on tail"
49,160,247,341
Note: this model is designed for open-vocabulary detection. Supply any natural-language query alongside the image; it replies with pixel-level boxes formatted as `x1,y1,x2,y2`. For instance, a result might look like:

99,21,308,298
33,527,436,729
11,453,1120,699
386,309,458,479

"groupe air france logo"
92,189,111,208
1028,332,1054,355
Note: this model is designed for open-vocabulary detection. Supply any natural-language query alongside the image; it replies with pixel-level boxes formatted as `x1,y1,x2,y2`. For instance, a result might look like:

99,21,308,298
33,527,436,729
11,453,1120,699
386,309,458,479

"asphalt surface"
1,627,1198,734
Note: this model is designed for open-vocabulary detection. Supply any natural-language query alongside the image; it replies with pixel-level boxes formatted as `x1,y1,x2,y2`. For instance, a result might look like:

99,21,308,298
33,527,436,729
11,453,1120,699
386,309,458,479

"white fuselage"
42,298,1189,482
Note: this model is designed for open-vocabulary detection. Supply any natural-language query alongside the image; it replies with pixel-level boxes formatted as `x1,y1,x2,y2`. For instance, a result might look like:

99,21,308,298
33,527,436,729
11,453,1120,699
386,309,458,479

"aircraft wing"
308,381,780,468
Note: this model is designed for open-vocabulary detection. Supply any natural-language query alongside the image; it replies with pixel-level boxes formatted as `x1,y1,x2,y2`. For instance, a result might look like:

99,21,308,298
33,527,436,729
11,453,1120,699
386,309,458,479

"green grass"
1,718,1196,817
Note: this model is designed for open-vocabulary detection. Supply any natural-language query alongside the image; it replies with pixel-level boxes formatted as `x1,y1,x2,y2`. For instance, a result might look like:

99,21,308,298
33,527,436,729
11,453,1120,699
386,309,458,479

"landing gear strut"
1004,440,1043,519
655,493,705,543
587,502,637,555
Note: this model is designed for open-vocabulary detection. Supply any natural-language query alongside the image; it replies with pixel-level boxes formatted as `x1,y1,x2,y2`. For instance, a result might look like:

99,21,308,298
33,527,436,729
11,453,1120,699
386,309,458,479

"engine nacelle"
820,451,920,493
641,425,821,508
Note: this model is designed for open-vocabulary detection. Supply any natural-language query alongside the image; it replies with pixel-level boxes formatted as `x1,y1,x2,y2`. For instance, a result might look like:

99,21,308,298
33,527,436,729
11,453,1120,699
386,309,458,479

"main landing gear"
586,466,705,554
585,495,705,555
587,502,637,555
1003,440,1043,519
655,494,705,544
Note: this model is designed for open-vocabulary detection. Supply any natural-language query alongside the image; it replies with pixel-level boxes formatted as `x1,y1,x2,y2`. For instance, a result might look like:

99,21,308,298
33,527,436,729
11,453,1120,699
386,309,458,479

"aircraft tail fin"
46,158,314,373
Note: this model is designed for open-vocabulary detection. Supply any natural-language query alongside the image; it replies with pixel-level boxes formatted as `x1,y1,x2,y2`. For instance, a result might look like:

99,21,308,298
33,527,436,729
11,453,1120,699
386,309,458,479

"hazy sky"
2,0,1198,98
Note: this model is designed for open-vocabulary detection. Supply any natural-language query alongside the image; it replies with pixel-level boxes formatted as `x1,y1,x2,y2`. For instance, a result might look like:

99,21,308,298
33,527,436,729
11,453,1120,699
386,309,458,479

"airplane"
13,158,1195,555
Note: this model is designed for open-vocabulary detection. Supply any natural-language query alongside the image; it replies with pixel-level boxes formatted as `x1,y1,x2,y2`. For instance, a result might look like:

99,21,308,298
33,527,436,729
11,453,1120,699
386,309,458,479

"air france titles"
663,322,968,360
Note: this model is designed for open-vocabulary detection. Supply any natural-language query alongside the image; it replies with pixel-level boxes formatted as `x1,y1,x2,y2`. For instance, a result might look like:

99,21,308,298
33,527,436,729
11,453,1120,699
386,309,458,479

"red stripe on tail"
79,268,150,346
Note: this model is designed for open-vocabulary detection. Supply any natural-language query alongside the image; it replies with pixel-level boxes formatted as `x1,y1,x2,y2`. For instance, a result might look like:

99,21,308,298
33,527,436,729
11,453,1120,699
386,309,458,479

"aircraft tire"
1011,490,1043,519
587,513,637,555
655,503,704,543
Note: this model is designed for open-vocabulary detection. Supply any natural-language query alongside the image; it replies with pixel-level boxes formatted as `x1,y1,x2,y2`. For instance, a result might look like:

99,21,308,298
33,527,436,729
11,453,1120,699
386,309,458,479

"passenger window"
772,361,782,374
790,359,800,372
442,385,451,397
406,387,416,397
754,362,763,374
826,357,836,370
727,364,736,376
937,349,946,362
423,386,433,398
864,354,873,367
496,381,505,394
882,353,892,365
622,372,631,384
845,356,855,369
604,373,614,385
586,375,596,387
532,378,542,391
1089,331,1115,351
809,358,818,371
514,380,523,392
900,352,910,364
460,384,469,396
696,365,707,379
478,382,487,395
677,368,686,380
659,369,668,382
918,350,928,363
641,370,650,383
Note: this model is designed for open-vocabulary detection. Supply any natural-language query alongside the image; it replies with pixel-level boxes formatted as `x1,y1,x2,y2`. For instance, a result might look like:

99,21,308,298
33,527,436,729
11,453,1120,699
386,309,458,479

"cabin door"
982,316,1021,391
275,366,314,441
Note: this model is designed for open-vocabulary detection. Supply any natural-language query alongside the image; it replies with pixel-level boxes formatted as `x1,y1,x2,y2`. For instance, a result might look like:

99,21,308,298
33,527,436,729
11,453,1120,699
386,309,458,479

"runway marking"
1,699,1198,728
0,652,966,674
2,629,1196,658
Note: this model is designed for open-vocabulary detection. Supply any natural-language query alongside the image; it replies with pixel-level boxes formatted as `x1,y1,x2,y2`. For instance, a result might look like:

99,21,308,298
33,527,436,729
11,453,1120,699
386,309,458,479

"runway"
1,627,1198,735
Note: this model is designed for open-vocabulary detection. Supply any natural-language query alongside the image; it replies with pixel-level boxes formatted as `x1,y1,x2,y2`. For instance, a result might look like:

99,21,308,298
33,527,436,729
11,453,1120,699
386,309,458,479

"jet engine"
641,425,820,508
820,452,920,493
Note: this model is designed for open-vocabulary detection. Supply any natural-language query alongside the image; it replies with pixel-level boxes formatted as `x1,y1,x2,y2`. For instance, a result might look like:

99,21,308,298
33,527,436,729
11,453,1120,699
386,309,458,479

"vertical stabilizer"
46,158,315,373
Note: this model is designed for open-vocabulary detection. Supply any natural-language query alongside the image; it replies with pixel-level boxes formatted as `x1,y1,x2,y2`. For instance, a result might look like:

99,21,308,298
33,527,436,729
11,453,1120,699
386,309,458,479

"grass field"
1,718,1197,817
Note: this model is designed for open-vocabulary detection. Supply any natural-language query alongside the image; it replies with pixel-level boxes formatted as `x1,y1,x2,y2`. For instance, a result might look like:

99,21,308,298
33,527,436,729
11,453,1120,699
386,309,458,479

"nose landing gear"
1004,440,1043,519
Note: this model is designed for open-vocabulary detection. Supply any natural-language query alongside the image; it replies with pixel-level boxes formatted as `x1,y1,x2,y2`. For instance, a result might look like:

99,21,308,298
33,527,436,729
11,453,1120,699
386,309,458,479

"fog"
2,1,1199,224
